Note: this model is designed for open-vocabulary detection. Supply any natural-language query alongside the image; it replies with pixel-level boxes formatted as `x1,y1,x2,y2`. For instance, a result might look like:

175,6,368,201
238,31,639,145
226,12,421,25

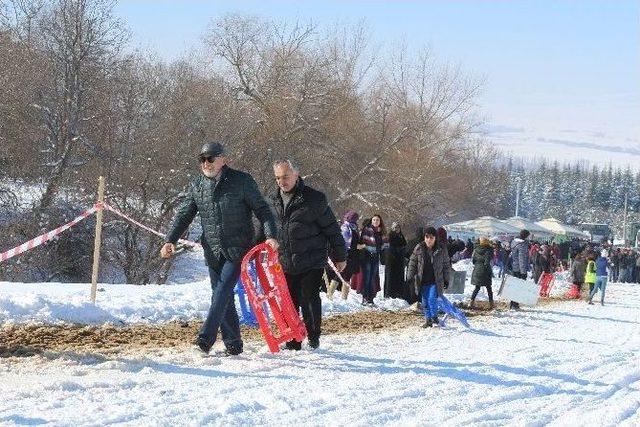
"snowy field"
1,281,639,426
0,257,541,327
0,279,409,326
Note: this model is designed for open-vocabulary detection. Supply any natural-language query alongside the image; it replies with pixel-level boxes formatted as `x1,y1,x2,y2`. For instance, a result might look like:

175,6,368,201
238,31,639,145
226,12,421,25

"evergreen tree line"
496,158,640,238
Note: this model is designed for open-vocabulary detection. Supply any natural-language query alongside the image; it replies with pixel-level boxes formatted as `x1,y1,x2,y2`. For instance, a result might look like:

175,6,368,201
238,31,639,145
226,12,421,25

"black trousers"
471,285,493,303
510,271,527,309
285,269,324,342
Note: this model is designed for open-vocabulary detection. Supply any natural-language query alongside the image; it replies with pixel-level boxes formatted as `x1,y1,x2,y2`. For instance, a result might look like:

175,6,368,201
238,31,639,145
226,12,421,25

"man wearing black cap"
161,141,278,355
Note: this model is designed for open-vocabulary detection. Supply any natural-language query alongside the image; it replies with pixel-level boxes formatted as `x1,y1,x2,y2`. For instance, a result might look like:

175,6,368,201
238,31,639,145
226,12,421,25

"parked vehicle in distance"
578,223,612,244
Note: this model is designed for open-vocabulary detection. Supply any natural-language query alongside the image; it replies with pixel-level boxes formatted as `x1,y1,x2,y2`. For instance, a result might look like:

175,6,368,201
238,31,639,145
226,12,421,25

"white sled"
498,274,539,306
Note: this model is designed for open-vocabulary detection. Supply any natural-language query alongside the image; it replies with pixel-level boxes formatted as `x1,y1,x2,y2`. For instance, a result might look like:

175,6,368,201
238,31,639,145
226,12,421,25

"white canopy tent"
502,216,554,240
534,218,590,240
445,216,521,238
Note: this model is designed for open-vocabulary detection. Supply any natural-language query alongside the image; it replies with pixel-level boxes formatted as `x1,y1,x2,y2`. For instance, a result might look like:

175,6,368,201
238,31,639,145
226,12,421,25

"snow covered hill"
1,282,639,426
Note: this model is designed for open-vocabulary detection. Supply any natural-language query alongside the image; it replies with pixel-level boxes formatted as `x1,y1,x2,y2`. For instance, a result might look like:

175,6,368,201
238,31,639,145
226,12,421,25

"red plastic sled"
566,283,581,299
240,243,307,353
538,272,554,297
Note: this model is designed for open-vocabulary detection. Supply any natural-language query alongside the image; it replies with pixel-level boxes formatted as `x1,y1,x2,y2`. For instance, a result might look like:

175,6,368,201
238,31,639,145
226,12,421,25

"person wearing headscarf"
384,222,407,299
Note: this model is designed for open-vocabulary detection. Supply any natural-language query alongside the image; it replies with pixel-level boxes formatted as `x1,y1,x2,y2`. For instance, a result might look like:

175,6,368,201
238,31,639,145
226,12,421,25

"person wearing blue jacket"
588,249,609,306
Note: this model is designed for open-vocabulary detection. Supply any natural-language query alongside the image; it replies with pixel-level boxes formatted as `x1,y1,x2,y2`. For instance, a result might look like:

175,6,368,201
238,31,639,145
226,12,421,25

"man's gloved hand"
443,281,449,289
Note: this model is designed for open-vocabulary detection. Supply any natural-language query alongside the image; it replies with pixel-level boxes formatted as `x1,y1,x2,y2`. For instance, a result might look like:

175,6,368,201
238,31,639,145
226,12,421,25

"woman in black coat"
533,245,553,284
403,227,424,304
384,222,407,299
469,237,495,309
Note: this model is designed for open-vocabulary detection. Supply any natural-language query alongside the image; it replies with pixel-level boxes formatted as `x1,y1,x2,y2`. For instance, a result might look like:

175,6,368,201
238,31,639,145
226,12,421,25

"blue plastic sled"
234,259,260,327
234,281,258,327
437,296,470,328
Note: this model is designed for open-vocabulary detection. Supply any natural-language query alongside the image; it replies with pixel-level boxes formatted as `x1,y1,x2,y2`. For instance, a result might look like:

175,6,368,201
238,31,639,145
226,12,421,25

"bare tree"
323,44,484,225
32,0,127,211
0,0,45,42
1,11,506,283
204,16,368,184
0,7,48,181
202,14,492,229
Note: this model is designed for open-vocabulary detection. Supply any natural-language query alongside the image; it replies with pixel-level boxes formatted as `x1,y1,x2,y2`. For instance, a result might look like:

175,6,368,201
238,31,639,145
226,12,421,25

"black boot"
224,345,243,356
422,318,433,328
196,337,212,354
308,337,320,349
285,340,302,351
432,316,440,327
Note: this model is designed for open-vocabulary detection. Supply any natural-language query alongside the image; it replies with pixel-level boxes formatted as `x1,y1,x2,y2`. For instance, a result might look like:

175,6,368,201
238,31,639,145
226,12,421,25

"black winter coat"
384,231,407,299
166,166,277,264
406,242,451,297
471,244,493,287
570,258,586,283
269,179,346,275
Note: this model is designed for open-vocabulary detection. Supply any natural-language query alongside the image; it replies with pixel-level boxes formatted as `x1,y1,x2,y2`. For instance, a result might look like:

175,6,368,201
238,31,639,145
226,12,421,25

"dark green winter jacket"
471,244,493,287
166,166,277,264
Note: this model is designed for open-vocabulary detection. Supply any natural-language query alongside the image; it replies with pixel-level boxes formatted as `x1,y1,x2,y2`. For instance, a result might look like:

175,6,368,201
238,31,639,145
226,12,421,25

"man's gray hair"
272,159,300,173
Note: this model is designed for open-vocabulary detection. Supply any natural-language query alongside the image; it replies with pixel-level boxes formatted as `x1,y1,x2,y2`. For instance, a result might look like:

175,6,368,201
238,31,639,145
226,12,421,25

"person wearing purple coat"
326,210,361,299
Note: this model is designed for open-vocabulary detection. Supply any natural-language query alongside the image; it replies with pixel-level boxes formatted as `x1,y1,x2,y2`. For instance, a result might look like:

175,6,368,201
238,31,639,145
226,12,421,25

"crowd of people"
329,217,640,319
160,140,639,354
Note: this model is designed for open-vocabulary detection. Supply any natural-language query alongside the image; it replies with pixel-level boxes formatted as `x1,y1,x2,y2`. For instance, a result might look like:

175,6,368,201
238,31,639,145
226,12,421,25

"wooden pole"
90,176,106,304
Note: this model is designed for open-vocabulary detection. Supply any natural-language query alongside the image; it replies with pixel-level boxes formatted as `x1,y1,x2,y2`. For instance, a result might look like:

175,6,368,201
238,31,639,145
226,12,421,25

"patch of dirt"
0,297,568,358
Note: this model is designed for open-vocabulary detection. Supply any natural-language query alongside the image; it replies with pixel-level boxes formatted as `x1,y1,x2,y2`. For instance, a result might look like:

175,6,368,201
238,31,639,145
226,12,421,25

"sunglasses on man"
199,155,219,163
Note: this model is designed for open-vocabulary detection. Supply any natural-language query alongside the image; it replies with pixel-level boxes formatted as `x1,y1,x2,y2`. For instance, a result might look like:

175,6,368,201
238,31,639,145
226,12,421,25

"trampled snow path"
1,283,639,426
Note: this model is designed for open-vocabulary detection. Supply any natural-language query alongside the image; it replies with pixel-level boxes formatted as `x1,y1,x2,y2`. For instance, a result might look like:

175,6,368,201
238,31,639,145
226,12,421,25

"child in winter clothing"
569,253,586,297
588,250,609,305
584,254,597,296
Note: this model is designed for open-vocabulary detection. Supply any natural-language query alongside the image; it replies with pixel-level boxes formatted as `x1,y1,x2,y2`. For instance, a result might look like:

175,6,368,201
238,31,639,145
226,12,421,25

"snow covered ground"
0,257,567,327
0,277,408,326
1,282,639,426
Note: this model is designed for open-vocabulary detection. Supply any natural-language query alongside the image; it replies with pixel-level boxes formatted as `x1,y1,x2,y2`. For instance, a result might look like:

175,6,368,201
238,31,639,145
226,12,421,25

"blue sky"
115,0,640,167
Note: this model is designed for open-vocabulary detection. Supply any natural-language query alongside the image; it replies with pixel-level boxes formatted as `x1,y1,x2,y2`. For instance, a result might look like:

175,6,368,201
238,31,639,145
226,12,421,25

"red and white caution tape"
0,206,99,263
1,200,201,263
101,202,200,248
327,258,349,287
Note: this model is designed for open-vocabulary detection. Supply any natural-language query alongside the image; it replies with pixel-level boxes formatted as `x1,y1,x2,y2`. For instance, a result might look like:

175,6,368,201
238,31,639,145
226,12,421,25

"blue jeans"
589,276,608,303
619,268,628,283
362,256,379,302
421,283,438,319
199,261,242,349
497,261,504,278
